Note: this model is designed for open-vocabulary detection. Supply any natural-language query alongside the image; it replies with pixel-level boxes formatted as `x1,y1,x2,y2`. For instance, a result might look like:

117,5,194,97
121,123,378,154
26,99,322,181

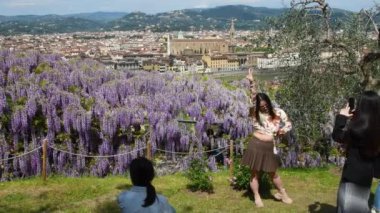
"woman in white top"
242,69,293,207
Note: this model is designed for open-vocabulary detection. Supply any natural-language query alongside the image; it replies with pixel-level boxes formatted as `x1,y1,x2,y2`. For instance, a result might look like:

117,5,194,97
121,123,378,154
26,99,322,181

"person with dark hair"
332,91,380,213
118,157,176,213
242,69,293,208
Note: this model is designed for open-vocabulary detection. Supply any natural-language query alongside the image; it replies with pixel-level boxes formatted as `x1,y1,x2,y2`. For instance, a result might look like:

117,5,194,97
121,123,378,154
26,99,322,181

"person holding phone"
242,69,293,207
332,91,380,213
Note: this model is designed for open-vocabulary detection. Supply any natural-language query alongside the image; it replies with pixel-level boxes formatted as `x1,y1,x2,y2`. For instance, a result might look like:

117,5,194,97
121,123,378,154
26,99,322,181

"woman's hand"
246,68,254,82
339,104,354,118
277,129,286,136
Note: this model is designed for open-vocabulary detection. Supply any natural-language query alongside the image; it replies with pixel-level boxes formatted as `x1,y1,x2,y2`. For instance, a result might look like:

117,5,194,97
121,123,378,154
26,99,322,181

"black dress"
332,114,375,213
332,114,374,187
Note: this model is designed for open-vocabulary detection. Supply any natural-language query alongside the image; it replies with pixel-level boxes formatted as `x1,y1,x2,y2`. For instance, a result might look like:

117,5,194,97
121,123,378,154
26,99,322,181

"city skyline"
0,0,377,16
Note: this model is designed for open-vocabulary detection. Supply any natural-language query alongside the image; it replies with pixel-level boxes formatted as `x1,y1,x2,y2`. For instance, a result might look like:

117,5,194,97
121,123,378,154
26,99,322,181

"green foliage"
235,46,275,53
329,147,343,157
4,96,28,131
90,117,101,132
38,79,49,89
201,75,208,81
32,113,47,130
231,159,251,190
15,97,27,107
0,114,10,129
267,83,278,100
116,127,134,139
185,158,214,193
34,62,51,74
16,53,26,58
55,132,71,143
68,85,81,94
221,80,237,91
10,66,26,75
231,159,273,196
81,97,95,111
258,173,273,196
268,2,368,155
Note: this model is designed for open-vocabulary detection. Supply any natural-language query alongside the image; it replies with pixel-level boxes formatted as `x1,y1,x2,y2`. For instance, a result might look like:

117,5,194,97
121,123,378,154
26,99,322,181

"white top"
253,108,292,136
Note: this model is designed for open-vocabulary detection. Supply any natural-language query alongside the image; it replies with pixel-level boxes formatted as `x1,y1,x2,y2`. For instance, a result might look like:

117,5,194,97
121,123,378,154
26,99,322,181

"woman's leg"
250,170,263,207
269,172,283,191
269,172,293,204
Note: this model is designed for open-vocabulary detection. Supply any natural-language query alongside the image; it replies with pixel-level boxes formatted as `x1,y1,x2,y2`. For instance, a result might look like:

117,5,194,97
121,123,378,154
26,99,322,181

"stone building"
169,39,229,56
202,55,239,72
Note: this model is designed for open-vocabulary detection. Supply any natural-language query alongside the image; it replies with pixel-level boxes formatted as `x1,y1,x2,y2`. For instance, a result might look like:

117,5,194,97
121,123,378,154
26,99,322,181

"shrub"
185,158,214,193
258,173,273,196
231,159,251,190
231,158,273,196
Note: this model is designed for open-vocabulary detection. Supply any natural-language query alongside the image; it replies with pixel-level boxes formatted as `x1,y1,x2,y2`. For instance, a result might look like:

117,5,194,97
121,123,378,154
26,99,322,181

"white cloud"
8,1,36,7
6,0,57,8
194,4,209,8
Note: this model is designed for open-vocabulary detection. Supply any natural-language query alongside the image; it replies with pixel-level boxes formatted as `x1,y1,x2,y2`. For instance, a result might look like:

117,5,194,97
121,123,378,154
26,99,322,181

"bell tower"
229,19,236,40
167,34,171,56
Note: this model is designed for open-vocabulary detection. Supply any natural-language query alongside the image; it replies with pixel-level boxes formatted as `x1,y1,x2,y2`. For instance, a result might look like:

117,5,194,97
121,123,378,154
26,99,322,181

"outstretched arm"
246,68,257,100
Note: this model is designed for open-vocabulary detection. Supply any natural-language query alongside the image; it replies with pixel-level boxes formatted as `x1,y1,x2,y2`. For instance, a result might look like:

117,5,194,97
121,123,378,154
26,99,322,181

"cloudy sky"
0,0,377,16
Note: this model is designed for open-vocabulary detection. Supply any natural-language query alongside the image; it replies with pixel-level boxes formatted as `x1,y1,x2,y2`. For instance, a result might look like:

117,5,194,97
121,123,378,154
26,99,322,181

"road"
204,69,288,81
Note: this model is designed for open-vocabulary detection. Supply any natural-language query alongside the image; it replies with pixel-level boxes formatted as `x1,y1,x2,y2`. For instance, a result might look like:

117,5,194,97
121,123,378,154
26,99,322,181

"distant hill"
64,12,128,23
0,16,103,35
0,5,353,35
0,14,61,23
107,5,351,32
108,5,287,31
192,5,285,20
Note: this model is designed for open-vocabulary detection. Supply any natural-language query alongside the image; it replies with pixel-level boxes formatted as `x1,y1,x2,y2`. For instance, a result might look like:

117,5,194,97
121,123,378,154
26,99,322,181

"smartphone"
348,97,355,113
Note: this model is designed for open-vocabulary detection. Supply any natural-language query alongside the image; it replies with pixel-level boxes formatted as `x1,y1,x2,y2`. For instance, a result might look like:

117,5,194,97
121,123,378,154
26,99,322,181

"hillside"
64,11,128,23
0,16,103,35
0,5,352,35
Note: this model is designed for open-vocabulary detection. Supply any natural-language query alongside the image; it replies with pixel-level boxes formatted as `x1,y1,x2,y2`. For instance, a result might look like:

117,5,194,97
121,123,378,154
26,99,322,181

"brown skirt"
241,137,280,173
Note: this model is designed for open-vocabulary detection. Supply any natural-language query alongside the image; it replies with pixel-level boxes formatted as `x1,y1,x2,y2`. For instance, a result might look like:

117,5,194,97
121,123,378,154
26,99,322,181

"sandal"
274,189,293,204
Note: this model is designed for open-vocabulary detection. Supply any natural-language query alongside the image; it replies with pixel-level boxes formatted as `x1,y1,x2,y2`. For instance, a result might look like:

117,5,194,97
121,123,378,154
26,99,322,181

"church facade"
169,38,229,55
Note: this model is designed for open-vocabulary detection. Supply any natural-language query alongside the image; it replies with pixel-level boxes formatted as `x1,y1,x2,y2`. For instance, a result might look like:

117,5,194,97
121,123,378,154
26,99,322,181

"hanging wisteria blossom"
0,50,253,180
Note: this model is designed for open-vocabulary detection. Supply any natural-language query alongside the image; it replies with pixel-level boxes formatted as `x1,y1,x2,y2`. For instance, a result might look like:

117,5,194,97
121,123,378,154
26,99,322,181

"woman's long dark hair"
347,91,380,158
129,157,157,207
255,93,277,125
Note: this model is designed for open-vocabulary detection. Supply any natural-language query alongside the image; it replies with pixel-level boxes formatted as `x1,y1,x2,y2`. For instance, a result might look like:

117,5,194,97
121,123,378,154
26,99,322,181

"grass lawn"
0,166,377,213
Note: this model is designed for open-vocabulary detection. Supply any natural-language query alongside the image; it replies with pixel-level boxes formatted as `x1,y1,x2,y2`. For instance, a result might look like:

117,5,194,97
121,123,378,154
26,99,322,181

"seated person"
118,157,176,213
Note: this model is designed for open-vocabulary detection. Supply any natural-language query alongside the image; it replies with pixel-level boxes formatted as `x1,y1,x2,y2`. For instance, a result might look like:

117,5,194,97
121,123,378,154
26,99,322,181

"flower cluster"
0,50,252,179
